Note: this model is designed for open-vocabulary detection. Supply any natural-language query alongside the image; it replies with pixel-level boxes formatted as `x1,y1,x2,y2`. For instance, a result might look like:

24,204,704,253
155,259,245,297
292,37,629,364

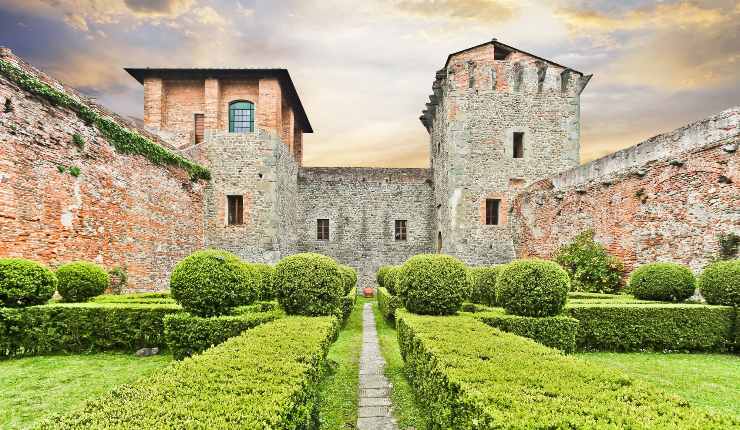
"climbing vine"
0,59,211,181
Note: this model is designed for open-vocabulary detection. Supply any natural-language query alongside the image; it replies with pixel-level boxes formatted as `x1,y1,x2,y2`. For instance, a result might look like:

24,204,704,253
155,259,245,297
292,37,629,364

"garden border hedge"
163,309,282,360
566,303,736,352
40,316,340,429
474,310,578,353
396,310,737,429
377,287,401,322
340,289,356,324
0,302,180,358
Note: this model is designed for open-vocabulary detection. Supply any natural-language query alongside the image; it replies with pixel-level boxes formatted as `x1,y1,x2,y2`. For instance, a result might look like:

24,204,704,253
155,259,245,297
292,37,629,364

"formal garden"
0,232,738,429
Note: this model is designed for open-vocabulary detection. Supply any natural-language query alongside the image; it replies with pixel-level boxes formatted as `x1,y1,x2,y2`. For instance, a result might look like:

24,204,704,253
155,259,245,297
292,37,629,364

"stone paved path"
357,303,399,430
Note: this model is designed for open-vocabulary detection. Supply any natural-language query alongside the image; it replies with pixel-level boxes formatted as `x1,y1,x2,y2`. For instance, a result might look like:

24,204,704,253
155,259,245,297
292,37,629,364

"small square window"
227,195,243,225
513,132,524,158
485,199,500,225
395,220,407,241
317,219,329,241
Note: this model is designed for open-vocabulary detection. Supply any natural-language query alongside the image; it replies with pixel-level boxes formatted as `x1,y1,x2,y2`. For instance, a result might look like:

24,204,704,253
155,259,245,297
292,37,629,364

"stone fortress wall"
510,107,739,273
0,48,206,291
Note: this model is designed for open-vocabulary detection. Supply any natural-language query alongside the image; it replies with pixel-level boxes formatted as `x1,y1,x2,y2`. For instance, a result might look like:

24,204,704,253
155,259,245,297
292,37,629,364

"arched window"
229,101,254,133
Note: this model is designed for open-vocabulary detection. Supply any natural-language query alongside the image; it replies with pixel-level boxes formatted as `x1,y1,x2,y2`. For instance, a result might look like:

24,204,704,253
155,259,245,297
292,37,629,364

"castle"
0,41,737,290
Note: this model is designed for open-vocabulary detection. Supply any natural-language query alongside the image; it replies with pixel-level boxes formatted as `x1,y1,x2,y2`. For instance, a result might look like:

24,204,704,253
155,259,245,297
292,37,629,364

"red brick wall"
510,108,739,274
0,53,205,291
162,79,205,147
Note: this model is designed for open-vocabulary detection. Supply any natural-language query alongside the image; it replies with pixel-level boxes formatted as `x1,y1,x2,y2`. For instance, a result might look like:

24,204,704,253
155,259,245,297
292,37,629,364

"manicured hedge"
274,253,345,316
56,261,110,302
496,259,569,317
0,303,180,358
338,265,358,294
376,265,392,288
397,254,468,315
232,301,279,315
383,266,400,295
699,259,740,306
467,266,501,306
396,310,737,429
340,289,356,324
40,316,339,429
92,292,176,305
474,310,578,353
0,258,56,307
163,309,282,360
566,303,736,352
629,262,695,302
251,263,276,301
377,287,402,322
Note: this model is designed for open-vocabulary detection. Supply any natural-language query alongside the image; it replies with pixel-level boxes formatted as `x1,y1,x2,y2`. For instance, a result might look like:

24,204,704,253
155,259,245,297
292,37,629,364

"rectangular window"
513,132,524,158
194,113,204,144
485,199,500,225
317,219,329,241
395,220,407,241
227,195,243,225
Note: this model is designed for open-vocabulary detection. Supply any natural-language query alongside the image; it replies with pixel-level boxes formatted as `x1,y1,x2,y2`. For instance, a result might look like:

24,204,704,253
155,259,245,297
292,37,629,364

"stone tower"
422,40,591,265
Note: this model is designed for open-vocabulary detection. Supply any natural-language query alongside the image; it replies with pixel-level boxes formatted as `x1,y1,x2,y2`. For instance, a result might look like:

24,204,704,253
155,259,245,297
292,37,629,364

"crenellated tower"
422,39,591,265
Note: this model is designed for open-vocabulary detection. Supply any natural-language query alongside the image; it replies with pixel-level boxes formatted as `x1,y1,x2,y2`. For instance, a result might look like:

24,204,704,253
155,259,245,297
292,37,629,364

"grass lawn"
580,352,740,418
0,352,171,429
317,296,364,429
372,301,430,430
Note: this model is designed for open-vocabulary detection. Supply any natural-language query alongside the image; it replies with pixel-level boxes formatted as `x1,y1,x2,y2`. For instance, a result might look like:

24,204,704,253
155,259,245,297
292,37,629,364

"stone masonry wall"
511,107,739,274
0,49,206,291
297,168,435,288
428,43,590,266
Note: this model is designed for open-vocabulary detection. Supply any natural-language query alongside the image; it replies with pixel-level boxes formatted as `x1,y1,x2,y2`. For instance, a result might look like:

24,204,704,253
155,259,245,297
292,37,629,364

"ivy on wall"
0,59,211,181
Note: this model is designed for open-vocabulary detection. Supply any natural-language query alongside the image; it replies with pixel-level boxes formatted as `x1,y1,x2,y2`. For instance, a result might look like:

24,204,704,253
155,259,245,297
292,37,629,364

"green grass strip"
317,297,364,428
0,59,210,181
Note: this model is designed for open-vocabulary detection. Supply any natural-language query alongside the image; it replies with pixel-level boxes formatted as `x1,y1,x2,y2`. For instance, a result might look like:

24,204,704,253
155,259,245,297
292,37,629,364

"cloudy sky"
1,0,738,167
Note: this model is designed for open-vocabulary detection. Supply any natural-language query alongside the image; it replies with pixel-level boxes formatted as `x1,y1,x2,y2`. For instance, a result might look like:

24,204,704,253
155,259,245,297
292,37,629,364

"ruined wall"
427,43,589,266
0,49,206,291
511,107,739,273
297,168,435,288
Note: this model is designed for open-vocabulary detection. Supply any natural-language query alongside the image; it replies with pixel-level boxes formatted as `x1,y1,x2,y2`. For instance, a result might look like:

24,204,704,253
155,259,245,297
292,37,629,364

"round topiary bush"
629,262,696,302
698,260,739,306
339,265,357,294
251,263,276,301
376,266,391,289
384,266,400,295
397,254,468,315
467,266,502,306
170,249,259,317
496,259,569,317
56,261,109,302
274,253,344,316
0,258,57,307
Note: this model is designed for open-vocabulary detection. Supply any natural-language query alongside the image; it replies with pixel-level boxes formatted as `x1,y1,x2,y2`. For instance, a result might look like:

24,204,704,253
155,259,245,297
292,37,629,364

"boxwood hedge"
56,261,110,302
496,259,570,317
0,302,180,358
629,262,696,302
377,286,401,322
163,309,282,360
397,254,468,315
338,265,358,294
40,316,339,429
466,266,501,306
0,258,56,307
382,266,400,295
566,303,736,352
274,253,345,316
698,259,740,306
340,288,356,324
396,310,737,429
474,310,578,353
251,263,276,301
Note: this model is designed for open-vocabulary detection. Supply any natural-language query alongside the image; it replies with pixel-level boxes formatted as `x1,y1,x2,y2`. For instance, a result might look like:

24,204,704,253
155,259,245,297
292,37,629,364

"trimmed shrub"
93,292,175,305
41,316,339,429
699,259,740,306
629,262,695,302
376,266,392,288
397,254,468,315
0,258,56,307
340,288,356,324
163,310,281,359
496,259,569,317
170,249,259,317
553,230,624,293
383,266,400,295
251,263,276,301
232,301,279,315
0,302,180,358
56,261,109,302
338,265,358,294
475,310,578,353
377,287,402,322
274,253,344,316
566,303,736,352
467,266,501,306
396,310,738,429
